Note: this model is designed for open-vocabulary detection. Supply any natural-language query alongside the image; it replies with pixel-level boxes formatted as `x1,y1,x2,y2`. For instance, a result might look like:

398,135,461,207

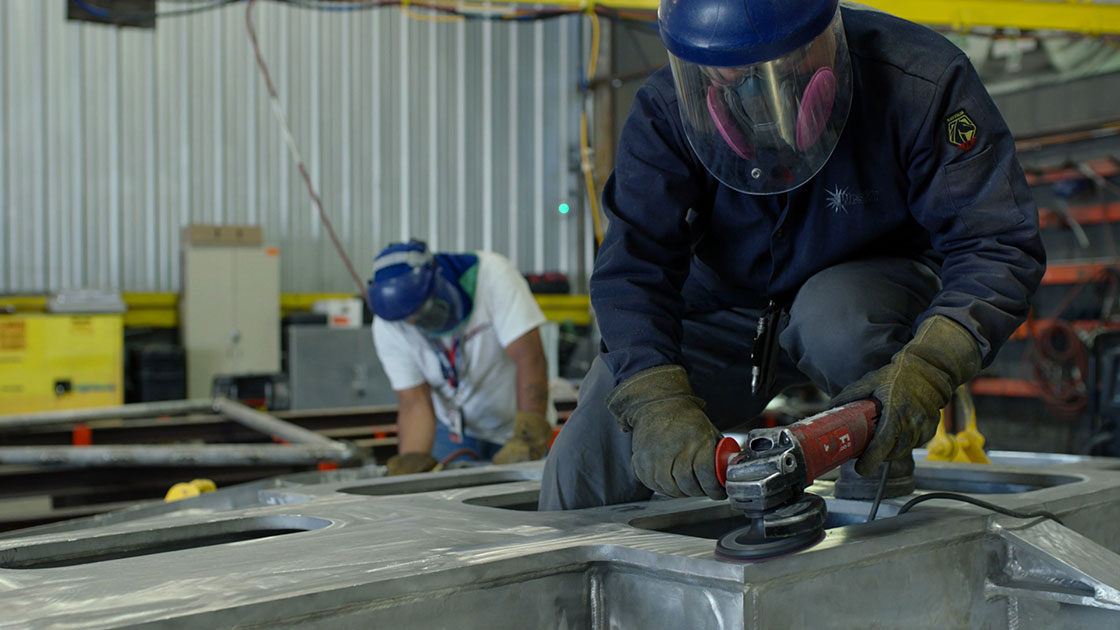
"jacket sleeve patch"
946,109,978,151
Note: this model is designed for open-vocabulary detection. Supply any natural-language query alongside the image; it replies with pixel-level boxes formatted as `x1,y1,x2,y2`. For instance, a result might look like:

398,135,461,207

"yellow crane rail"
1,293,592,327
867,0,1120,36
473,0,1120,35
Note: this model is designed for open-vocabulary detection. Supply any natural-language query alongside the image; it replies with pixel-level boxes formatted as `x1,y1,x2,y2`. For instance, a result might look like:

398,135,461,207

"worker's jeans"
538,257,941,510
431,421,503,464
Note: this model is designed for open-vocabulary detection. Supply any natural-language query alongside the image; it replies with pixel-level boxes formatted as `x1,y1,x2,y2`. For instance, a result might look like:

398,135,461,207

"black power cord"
897,492,1064,525
865,464,890,522
864,463,1064,525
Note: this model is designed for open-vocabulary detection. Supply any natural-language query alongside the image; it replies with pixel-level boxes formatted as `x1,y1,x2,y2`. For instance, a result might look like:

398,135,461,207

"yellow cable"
399,4,465,22
470,0,656,9
580,12,605,245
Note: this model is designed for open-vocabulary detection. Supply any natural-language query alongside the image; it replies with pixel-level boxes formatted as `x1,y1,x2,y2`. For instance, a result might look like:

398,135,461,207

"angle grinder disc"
714,494,827,562
715,527,824,562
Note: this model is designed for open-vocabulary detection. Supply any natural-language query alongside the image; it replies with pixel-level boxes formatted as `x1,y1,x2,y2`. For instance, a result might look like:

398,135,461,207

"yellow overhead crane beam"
865,0,1120,36
1,293,592,327
475,0,1120,35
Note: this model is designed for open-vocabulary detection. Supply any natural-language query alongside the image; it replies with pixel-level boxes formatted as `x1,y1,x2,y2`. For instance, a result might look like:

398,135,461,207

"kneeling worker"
539,0,1045,509
369,240,555,475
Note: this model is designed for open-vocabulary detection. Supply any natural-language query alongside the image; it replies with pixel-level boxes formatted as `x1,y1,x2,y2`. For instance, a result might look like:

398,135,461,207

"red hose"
1026,316,1089,422
438,448,480,467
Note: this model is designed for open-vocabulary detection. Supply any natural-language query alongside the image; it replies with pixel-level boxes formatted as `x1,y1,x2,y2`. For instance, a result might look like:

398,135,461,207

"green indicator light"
558,203,570,214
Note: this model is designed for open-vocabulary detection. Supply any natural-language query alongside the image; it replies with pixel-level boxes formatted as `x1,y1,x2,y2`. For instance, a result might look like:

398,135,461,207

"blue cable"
72,0,111,18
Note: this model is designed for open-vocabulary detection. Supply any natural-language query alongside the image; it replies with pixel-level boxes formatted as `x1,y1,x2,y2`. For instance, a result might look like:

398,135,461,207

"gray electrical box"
287,326,396,410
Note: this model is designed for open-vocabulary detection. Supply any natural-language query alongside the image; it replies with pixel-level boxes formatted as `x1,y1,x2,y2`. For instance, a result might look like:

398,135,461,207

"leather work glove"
832,315,982,477
386,452,438,476
492,411,552,464
606,365,726,500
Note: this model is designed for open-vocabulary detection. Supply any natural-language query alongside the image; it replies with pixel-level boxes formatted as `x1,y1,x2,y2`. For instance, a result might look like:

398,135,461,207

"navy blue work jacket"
593,7,1046,384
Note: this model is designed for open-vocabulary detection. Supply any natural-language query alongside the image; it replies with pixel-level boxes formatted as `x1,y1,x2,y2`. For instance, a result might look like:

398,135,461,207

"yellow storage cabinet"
0,314,123,414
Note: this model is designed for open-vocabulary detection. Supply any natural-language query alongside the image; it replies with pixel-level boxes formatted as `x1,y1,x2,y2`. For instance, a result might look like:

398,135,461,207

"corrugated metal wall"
0,1,587,293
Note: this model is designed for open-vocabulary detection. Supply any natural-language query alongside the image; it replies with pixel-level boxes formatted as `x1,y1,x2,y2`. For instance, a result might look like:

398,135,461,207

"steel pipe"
211,397,341,448
0,444,353,467
0,399,213,431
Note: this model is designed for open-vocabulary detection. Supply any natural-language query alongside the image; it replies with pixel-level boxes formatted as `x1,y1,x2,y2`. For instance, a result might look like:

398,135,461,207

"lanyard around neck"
430,336,462,390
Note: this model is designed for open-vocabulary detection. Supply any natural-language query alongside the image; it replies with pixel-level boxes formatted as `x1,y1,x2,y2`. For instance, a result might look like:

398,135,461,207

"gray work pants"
538,257,941,510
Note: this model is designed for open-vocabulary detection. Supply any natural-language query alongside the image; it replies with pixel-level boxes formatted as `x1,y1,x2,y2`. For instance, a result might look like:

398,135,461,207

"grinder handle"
789,399,880,484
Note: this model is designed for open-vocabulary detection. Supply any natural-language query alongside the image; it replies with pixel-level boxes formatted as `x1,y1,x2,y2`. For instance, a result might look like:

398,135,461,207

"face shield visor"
406,273,467,338
668,8,852,195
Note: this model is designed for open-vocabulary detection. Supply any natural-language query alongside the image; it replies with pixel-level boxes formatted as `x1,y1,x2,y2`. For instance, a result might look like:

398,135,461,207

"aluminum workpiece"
1,454,1119,628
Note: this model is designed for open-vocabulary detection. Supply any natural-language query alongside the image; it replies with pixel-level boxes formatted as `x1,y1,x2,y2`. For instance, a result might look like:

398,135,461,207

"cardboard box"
182,225,263,246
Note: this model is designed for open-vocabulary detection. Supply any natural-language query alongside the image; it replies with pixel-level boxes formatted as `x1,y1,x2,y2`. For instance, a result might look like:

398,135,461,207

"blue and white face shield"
667,8,852,195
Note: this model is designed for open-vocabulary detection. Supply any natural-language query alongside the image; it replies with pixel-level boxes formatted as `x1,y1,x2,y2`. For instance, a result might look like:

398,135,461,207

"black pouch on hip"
750,300,787,397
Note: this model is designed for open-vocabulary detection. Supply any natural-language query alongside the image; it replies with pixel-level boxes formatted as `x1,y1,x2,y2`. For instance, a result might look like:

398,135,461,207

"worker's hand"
606,365,726,500
832,315,982,476
386,452,438,476
492,411,552,464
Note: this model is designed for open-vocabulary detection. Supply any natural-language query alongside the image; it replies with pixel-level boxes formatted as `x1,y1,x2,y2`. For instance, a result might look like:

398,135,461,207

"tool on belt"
713,399,880,561
749,300,785,396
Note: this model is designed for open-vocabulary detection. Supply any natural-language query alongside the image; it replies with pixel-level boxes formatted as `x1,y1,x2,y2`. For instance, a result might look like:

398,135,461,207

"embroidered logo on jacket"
825,187,879,214
946,110,978,151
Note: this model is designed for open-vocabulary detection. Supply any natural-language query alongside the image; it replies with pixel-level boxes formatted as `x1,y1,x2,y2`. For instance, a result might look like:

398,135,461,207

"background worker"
369,240,555,475
539,0,1045,509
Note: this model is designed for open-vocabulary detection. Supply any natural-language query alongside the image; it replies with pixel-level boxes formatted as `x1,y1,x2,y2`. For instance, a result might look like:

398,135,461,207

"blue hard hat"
368,240,468,336
659,0,839,67
369,241,436,321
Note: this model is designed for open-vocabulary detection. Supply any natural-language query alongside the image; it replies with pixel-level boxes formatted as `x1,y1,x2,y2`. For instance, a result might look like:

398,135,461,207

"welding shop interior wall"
0,1,590,294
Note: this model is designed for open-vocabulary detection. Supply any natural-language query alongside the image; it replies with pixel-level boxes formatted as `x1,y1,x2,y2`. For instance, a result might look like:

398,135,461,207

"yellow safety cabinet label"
0,314,123,414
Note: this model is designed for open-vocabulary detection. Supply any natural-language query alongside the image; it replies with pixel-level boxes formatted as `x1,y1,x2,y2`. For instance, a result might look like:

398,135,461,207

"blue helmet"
368,240,468,337
659,0,839,67
659,0,852,195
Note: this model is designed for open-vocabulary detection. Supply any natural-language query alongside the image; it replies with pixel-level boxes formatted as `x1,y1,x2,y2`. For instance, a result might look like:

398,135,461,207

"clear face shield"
405,273,467,338
407,295,452,335
668,9,852,194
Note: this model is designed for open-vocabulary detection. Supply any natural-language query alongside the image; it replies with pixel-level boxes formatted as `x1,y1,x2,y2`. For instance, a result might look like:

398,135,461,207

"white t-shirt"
372,251,555,444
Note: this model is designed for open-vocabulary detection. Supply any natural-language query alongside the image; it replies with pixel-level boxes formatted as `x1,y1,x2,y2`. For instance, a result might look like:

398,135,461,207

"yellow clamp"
165,478,218,502
925,386,990,464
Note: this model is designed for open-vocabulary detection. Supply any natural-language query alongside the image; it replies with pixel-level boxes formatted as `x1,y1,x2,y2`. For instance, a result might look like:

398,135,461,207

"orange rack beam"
970,377,1039,398
1038,202,1120,229
1042,262,1119,285
1025,160,1119,187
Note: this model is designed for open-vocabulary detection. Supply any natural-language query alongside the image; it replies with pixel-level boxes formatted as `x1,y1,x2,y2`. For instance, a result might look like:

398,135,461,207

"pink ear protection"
707,85,755,160
706,66,836,158
796,67,836,152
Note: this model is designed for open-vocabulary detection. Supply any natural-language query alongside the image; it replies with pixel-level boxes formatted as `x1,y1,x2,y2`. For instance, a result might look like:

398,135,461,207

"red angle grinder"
713,399,880,561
